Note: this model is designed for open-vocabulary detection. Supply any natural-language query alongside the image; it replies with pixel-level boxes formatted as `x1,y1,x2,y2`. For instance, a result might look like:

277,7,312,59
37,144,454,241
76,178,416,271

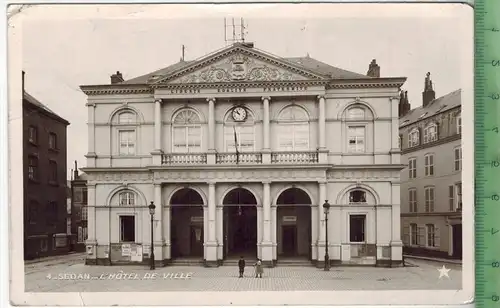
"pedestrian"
254,259,263,278
238,256,245,278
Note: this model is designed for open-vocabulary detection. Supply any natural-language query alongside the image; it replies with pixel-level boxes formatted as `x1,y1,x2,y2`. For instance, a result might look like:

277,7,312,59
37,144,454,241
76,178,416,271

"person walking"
238,256,246,278
254,259,263,278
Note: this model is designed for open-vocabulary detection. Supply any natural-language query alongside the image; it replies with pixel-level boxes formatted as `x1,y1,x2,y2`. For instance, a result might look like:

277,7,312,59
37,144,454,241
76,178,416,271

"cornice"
326,78,406,90
80,85,152,96
153,80,328,90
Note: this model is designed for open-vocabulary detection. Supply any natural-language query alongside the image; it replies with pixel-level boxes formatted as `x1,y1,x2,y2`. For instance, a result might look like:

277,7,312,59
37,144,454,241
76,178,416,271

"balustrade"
216,152,262,164
162,153,207,165
271,151,319,164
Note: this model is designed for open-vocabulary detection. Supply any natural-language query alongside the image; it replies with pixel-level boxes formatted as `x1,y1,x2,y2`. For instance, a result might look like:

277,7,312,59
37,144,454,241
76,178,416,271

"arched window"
344,104,373,153
408,128,420,147
423,123,438,143
113,109,139,156
118,111,136,124
349,190,367,203
224,107,255,152
172,109,202,153
277,105,309,151
119,191,135,206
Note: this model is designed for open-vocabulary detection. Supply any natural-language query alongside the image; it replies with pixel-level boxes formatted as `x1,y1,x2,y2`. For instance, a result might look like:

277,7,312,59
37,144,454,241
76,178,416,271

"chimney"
22,70,25,93
422,72,436,107
399,90,411,117
366,59,380,78
73,160,79,180
111,71,124,84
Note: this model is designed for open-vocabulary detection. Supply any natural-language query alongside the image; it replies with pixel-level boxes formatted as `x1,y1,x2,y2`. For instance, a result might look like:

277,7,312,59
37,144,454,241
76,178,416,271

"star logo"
437,265,451,279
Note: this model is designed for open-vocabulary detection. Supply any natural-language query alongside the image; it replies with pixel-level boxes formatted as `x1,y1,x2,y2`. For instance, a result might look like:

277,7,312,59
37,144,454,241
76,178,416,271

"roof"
23,91,70,125
119,43,369,85
399,89,461,128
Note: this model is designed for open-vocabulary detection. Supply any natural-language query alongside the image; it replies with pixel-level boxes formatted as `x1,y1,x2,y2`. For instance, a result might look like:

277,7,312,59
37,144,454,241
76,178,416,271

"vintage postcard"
8,2,473,306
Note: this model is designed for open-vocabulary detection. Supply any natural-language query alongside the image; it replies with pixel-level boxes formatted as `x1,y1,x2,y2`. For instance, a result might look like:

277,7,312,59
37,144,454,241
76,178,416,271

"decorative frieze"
154,169,326,182
327,170,400,180
86,172,153,182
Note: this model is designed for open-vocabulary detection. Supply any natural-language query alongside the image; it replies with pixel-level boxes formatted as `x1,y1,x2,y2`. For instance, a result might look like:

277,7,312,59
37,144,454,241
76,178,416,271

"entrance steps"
276,258,314,267
170,258,205,266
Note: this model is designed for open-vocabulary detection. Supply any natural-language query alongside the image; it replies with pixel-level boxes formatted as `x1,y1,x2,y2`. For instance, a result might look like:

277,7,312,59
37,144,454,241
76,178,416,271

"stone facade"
80,43,406,267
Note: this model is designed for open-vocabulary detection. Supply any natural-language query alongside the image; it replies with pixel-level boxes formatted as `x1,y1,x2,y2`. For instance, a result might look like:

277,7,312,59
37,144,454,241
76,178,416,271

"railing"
216,152,262,164
271,151,319,164
162,153,207,165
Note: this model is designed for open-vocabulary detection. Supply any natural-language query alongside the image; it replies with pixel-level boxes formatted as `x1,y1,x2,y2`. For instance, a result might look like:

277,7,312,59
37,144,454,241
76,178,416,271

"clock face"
232,107,247,122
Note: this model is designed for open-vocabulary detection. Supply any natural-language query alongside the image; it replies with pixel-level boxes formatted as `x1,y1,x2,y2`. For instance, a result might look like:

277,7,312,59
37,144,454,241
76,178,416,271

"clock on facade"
232,106,247,122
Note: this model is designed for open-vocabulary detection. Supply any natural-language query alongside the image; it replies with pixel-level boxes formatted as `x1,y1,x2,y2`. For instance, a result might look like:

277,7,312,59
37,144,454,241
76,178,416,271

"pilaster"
206,181,218,263
153,183,164,259
317,181,327,263
85,183,97,261
390,96,401,164
261,181,273,263
390,182,403,263
86,103,97,167
262,96,271,164
207,98,216,164
151,99,164,165
271,204,277,261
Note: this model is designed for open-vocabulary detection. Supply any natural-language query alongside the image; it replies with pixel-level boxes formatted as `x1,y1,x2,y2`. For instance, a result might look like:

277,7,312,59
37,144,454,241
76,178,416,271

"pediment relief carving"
162,53,316,84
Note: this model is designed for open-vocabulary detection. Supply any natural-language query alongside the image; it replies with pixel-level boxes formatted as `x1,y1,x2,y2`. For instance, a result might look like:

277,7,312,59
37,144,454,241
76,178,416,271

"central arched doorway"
223,187,258,259
170,188,204,259
276,187,312,260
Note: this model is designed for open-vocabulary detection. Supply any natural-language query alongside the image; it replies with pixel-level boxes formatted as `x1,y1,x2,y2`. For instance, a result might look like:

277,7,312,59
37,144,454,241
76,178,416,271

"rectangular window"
120,216,135,242
457,115,462,134
119,130,136,155
225,126,254,152
409,189,417,212
456,182,462,210
410,223,418,245
349,214,366,242
48,133,57,150
49,160,57,183
28,126,38,144
426,224,435,247
28,155,38,181
449,185,455,211
424,154,434,176
408,158,417,179
454,147,462,171
347,126,365,153
425,187,435,212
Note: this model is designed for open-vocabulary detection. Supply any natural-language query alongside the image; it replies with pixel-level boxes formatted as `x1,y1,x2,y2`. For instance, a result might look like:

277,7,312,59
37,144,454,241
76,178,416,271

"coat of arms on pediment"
164,51,314,84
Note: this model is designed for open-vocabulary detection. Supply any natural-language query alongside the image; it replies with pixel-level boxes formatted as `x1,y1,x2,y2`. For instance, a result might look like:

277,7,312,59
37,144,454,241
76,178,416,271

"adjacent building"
399,73,462,259
70,165,89,252
23,71,71,259
80,42,406,267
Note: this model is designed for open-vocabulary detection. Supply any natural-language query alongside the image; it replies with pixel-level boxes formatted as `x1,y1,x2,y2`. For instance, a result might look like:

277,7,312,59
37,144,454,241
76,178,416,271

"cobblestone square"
24,254,462,292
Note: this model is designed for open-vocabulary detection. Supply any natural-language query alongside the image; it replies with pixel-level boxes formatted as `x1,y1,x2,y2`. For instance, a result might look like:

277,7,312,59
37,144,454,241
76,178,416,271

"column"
153,183,164,261
317,181,326,262
207,98,216,164
262,97,271,164
271,205,277,261
261,181,273,264
85,183,97,262
317,95,327,163
86,103,97,167
206,181,218,265
216,205,223,260
390,182,403,264
257,206,263,260
390,96,401,164
152,99,163,165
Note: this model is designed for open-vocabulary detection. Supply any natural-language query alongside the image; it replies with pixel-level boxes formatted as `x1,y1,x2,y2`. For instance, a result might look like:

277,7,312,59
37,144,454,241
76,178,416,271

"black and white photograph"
8,3,473,306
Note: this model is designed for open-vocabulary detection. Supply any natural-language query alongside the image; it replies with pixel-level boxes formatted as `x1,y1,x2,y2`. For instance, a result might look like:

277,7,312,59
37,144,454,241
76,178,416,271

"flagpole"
233,126,240,165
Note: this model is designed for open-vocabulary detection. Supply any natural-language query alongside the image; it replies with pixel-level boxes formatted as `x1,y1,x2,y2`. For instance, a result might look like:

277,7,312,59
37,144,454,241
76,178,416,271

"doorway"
190,225,204,256
452,224,462,259
223,188,258,258
281,225,297,256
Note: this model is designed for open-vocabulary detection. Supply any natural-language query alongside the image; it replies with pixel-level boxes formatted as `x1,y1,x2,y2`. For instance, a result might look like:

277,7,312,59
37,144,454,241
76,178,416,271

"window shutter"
434,227,440,248
417,226,425,246
402,226,410,245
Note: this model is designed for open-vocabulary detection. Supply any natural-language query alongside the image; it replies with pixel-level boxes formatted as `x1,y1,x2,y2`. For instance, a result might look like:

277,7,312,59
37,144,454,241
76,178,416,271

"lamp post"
148,201,156,270
323,200,331,271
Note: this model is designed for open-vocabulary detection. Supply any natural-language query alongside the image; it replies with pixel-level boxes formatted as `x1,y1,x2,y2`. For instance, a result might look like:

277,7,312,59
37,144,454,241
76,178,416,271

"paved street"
25,254,462,292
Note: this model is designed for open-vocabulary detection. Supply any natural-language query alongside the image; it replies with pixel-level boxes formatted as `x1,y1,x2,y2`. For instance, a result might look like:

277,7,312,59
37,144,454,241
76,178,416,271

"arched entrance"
223,187,258,258
276,188,312,259
170,188,204,259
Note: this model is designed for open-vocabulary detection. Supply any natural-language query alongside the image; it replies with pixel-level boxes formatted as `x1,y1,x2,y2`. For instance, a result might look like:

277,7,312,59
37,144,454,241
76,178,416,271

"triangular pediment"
154,45,327,84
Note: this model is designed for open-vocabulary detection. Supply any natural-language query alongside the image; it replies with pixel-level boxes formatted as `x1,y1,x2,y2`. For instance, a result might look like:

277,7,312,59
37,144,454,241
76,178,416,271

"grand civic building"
81,42,406,267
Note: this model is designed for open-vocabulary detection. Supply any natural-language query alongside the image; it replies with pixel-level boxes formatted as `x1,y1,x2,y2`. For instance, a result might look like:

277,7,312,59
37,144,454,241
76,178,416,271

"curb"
403,254,462,265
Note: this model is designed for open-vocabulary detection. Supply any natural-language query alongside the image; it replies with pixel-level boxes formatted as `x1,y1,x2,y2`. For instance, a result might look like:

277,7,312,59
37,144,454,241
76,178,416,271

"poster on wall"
131,246,143,262
121,244,131,256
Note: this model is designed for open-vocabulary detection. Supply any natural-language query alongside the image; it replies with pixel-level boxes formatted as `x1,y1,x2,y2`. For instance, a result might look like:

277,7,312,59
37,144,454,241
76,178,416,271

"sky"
17,3,472,178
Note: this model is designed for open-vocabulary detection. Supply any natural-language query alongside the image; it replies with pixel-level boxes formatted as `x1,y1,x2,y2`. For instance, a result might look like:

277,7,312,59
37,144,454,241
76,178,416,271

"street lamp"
323,200,331,271
148,201,156,270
